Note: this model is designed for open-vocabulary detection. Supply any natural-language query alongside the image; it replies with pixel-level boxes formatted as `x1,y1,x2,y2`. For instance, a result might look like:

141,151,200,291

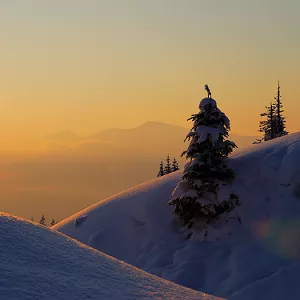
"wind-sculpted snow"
0,213,220,300
55,133,300,299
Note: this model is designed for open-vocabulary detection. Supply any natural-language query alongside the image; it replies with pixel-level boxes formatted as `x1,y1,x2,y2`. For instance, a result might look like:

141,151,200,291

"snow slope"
0,213,220,300
55,133,300,299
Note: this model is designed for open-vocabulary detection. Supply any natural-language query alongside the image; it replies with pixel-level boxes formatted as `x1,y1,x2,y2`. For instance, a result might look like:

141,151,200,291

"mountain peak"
138,121,185,130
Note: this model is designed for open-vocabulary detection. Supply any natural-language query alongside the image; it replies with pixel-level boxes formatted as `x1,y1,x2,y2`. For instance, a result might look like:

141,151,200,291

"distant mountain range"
43,121,259,156
1,121,259,222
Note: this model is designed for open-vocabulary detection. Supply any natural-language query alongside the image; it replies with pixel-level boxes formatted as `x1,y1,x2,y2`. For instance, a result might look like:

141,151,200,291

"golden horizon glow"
1,0,300,152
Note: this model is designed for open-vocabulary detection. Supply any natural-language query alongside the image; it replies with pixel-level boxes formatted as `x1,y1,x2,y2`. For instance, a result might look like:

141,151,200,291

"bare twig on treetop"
204,85,211,98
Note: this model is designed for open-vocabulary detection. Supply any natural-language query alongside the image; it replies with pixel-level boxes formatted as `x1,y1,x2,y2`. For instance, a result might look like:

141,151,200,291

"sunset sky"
1,0,300,151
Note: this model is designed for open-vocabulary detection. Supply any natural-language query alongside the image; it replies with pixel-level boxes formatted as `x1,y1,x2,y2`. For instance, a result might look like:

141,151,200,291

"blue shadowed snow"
55,133,300,299
0,213,220,300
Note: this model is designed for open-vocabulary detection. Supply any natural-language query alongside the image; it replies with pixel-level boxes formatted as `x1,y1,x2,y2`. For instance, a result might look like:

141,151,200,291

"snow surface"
55,133,300,299
195,125,226,144
0,213,219,300
74,215,88,227
199,98,217,110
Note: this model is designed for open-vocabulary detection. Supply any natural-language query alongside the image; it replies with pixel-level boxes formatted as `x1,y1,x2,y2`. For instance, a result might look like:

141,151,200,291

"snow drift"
55,133,300,299
0,213,219,300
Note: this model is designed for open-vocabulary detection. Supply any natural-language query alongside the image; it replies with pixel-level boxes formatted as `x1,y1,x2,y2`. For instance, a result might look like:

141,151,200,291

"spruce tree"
50,219,56,226
168,95,239,229
39,214,46,226
157,161,164,177
274,81,288,138
171,158,180,172
254,82,288,144
254,103,276,143
164,155,171,174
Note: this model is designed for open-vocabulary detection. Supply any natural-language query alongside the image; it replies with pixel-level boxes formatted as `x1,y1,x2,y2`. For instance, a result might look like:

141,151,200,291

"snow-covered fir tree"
164,155,171,174
171,158,180,172
168,96,239,229
274,81,288,138
157,161,164,177
39,214,46,225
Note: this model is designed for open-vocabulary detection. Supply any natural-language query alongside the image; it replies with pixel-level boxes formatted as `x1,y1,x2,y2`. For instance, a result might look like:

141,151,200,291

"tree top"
199,97,217,111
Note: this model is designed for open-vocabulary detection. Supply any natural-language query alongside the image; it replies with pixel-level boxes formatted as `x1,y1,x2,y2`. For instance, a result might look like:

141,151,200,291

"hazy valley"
0,121,257,222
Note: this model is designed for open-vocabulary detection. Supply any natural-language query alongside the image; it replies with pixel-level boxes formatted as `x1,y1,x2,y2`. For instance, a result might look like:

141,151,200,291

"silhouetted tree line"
30,215,58,227
157,155,180,177
254,81,288,144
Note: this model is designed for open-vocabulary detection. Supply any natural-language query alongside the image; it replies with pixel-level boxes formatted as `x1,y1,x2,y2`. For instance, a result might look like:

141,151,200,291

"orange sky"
1,1,300,152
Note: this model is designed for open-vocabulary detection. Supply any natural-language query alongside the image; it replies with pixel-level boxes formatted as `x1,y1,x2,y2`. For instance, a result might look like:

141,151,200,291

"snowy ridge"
55,133,300,299
0,213,220,300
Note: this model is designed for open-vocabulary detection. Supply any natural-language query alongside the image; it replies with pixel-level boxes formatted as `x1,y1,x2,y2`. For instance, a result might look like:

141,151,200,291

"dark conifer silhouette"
171,158,180,172
274,81,288,138
164,155,171,174
254,103,276,143
254,82,288,144
39,214,46,226
157,161,164,177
